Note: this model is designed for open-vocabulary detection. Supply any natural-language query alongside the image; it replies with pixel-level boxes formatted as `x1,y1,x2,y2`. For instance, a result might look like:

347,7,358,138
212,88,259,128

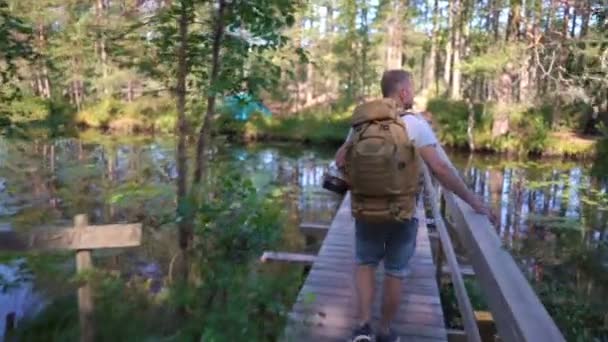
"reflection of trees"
457,153,608,318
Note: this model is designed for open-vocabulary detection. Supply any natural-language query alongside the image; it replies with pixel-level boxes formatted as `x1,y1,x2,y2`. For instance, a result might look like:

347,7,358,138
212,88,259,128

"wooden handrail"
416,117,565,341
421,163,482,342
442,191,565,342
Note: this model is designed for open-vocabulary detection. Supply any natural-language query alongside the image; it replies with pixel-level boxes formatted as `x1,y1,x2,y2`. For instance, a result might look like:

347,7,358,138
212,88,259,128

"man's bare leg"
379,274,402,334
356,265,376,324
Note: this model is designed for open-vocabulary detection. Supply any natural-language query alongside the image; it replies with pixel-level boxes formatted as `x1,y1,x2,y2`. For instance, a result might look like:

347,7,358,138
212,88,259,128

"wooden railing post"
434,237,444,287
74,214,95,342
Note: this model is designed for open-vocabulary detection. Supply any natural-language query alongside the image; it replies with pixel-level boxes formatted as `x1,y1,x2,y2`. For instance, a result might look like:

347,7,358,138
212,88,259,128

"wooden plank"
443,191,566,342
299,223,331,239
75,215,95,342
29,223,142,251
288,312,448,340
441,265,476,277
260,251,316,265
297,285,442,305
286,192,448,342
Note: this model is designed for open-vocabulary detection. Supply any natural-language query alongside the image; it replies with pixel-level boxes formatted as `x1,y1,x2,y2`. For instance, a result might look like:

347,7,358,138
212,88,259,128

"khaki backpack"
344,98,421,223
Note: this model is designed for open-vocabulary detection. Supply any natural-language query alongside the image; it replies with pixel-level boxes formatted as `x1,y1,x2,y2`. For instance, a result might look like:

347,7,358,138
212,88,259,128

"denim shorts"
354,218,418,278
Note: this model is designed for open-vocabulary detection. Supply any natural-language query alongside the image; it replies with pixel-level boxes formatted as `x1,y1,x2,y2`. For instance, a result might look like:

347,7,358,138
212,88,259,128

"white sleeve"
345,127,353,142
402,115,438,148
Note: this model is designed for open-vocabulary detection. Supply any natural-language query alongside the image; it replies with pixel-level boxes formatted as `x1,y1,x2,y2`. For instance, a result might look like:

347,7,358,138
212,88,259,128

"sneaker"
376,328,400,342
351,322,373,342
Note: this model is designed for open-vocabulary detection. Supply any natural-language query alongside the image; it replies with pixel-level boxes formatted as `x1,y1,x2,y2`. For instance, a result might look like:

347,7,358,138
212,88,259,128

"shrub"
8,167,301,341
427,97,551,154
75,98,122,128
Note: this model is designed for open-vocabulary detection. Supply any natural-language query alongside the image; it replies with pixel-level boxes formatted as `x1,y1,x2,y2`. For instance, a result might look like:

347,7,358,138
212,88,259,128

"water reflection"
0,137,607,335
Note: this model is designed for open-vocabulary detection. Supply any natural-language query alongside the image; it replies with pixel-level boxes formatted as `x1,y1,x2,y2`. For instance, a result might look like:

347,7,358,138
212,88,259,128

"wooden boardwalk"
285,194,448,342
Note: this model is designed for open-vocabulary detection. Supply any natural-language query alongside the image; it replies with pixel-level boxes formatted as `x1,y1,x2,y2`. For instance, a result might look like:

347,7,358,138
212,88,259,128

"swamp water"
0,134,606,340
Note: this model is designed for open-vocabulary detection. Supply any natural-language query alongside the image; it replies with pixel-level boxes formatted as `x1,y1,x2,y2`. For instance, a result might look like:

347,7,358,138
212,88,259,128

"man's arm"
334,128,353,168
335,142,349,168
418,145,496,223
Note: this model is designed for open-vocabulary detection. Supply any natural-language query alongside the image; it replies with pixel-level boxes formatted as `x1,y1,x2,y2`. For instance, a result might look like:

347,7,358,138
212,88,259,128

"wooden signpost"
0,214,142,342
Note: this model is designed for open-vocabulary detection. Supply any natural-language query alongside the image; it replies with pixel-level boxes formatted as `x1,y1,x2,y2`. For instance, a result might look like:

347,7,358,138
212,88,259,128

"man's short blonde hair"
381,70,411,98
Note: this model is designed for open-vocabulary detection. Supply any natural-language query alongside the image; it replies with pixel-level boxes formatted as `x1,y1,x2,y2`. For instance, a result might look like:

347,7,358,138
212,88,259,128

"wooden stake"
75,214,94,342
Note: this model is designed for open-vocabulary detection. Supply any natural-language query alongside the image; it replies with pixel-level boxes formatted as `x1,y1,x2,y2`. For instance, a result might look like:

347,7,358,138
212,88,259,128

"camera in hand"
322,162,349,195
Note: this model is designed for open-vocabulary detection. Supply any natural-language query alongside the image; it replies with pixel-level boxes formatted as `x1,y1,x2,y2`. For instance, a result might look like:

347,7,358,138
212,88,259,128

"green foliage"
426,98,593,155
76,97,122,128
75,96,178,133
460,43,527,76
536,280,608,342
217,106,352,144
439,278,488,329
5,161,301,341
592,138,608,179
0,0,33,116
11,270,177,341
170,169,301,341
501,107,550,154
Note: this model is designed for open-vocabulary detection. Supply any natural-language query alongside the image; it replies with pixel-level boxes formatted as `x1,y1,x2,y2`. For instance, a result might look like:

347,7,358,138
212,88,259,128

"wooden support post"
435,236,444,286
75,214,94,342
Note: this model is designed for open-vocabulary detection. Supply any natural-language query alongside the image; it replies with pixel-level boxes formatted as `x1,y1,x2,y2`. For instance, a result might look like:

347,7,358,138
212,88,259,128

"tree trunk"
443,0,453,87
385,0,402,70
580,2,590,38
505,0,521,42
466,97,475,150
360,3,369,98
37,23,51,99
492,70,512,137
127,80,134,102
69,81,75,105
492,0,500,41
425,0,439,93
97,0,108,96
305,62,314,105
519,0,531,103
175,0,191,257
327,4,334,33
74,79,83,111
193,0,226,186
450,0,461,99
570,5,577,39
562,2,570,38
35,72,44,97
42,66,51,98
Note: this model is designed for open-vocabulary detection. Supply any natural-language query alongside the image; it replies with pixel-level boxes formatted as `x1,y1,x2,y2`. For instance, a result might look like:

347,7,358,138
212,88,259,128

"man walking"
335,70,494,342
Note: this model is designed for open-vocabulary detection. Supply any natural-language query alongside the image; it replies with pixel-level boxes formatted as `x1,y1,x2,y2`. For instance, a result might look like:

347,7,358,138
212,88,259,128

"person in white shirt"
335,70,495,342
